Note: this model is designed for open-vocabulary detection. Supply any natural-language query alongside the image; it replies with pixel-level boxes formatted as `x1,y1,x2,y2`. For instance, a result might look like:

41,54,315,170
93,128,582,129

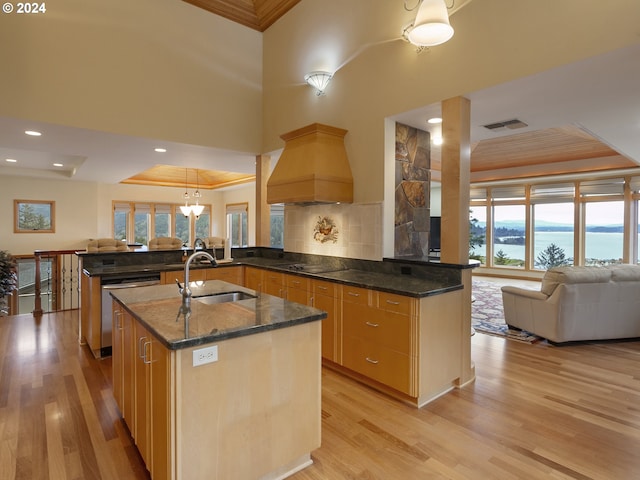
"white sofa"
501,265,640,343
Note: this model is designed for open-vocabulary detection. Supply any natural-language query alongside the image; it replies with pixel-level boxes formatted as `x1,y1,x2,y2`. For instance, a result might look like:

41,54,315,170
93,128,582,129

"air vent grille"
483,119,528,131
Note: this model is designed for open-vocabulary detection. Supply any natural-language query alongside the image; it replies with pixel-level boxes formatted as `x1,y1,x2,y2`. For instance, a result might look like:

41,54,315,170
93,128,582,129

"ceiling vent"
482,119,529,132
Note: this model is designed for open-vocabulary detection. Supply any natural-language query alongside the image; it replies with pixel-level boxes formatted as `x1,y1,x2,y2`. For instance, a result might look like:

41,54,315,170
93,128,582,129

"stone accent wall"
395,123,431,257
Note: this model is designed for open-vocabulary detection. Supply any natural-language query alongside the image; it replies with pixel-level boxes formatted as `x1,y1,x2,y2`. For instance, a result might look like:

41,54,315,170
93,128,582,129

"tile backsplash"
284,203,383,260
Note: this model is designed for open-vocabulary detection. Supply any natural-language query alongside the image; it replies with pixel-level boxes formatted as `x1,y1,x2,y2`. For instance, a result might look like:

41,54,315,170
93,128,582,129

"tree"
536,243,571,269
494,249,509,265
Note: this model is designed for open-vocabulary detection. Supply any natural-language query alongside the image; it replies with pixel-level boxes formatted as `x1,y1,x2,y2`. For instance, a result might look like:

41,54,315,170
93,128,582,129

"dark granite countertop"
110,281,327,350
85,256,463,298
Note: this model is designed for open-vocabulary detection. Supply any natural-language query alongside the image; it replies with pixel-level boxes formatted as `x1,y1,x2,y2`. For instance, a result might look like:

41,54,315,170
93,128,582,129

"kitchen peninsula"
110,280,326,480
79,247,475,411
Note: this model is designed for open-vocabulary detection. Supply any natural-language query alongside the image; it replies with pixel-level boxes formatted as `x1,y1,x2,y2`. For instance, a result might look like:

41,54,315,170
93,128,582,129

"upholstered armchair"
148,237,184,250
204,237,225,249
86,238,129,252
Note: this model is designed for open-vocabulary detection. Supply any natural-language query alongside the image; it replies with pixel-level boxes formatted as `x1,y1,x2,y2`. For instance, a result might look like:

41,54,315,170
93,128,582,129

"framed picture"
14,200,56,233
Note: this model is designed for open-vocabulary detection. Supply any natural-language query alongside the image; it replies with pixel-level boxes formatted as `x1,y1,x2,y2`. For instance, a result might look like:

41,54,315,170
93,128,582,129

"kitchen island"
110,280,326,480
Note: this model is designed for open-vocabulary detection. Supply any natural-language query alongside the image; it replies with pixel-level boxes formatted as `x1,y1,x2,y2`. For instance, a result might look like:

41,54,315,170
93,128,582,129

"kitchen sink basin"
194,291,256,305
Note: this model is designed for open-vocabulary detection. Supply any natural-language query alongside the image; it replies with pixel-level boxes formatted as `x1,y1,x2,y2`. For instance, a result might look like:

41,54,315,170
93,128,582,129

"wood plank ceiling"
182,0,301,31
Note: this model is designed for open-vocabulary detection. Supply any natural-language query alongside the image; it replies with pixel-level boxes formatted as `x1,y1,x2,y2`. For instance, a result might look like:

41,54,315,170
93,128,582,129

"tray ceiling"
182,0,301,31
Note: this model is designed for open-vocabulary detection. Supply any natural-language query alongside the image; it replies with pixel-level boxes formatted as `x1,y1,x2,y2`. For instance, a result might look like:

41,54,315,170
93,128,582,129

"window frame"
14,199,56,233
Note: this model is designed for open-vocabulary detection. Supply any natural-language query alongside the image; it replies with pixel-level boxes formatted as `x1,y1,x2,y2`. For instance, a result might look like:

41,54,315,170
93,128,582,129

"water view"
480,231,625,264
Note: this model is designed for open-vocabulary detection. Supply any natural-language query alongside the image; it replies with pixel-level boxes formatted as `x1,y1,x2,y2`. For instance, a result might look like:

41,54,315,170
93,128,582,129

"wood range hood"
267,123,354,205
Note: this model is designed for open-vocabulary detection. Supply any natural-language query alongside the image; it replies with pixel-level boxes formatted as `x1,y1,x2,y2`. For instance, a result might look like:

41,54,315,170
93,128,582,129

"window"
175,211,190,245
583,201,624,265
154,205,172,238
113,202,130,241
492,204,526,268
14,200,55,233
226,203,248,248
270,204,284,248
531,183,575,269
491,186,525,268
134,204,151,245
195,207,211,240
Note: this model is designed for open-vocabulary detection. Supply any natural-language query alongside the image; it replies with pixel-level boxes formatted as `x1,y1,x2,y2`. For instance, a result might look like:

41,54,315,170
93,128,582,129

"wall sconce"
304,71,333,96
404,0,454,48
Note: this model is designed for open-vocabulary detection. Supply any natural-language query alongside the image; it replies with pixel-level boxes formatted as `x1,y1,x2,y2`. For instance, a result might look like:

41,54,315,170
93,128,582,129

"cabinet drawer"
342,285,370,306
206,266,243,285
285,275,309,291
342,336,412,395
312,279,337,297
264,271,284,286
377,291,414,316
343,309,411,354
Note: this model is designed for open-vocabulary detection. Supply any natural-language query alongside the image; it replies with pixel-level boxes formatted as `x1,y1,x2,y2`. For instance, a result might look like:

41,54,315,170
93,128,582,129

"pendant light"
191,169,204,218
407,0,454,47
179,168,192,217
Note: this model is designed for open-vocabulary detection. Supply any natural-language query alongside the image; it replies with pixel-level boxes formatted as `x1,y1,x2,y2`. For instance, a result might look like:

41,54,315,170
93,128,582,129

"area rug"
472,280,542,343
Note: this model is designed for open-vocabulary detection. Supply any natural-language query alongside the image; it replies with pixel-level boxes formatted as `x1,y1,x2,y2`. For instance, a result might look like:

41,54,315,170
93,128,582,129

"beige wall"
0,176,241,255
0,0,263,153
262,0,640,203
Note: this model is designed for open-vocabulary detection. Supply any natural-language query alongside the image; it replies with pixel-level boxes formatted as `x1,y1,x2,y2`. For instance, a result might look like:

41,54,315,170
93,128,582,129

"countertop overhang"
110,281,327,350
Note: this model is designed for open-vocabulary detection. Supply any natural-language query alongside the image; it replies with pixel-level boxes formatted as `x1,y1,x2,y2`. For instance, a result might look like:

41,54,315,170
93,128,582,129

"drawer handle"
365,357,379,365
348,292,360,297
142,341,152,364
292,281,300,285
386,300,400,305
317,286,328,291
138,336,147,359
365,321,379,328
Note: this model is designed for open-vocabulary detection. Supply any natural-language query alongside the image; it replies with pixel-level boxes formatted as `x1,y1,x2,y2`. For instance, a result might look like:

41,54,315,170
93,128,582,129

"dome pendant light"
407,0,454,47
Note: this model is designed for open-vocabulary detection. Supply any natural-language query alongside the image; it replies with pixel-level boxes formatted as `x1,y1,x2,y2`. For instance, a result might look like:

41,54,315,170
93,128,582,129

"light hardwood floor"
1,310,639,479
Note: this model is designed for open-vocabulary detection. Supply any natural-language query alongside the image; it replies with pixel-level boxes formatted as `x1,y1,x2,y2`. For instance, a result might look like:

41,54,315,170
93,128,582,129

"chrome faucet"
178,251,217,310
193,237,206,250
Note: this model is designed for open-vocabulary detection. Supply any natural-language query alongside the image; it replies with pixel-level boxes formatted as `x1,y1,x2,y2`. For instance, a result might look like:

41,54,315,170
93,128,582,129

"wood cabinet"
205,265,243,285
341,285,417,396
284,274,310,305
243,266,263,292
263,270,285,297
111,297,320,479
161,268,206,285
310,279,339,362
113,304,172,479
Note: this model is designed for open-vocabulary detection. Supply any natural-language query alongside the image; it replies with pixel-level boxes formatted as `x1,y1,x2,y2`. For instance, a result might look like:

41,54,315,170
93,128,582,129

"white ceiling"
1,43,639,186
393,42,640,168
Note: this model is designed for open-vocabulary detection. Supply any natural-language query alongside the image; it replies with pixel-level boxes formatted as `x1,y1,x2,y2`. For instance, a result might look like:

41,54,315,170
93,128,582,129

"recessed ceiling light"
154,147,167,153
5,158,17,163
427,117,442,124
25,130,42,136
53,163,64,167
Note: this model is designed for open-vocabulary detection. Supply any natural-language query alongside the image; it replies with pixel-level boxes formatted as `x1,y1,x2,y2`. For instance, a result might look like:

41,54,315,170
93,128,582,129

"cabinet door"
111,305,124,413
311,279,339,362
263,271,285,298
134,321,152,467
122,311,136,427
244,266,263,292
112,306,136,430
170,268,207,285
150,337,172,480
285,274,310,305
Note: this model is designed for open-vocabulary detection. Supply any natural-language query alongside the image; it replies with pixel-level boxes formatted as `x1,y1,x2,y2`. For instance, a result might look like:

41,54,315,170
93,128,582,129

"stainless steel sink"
194,291,256,305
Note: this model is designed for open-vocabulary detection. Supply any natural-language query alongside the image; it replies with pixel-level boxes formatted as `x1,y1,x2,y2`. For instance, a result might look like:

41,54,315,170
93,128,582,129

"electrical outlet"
193,345,218,366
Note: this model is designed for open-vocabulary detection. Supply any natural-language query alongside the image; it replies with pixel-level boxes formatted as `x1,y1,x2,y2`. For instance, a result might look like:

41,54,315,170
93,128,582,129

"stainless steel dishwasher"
100,273,161,357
